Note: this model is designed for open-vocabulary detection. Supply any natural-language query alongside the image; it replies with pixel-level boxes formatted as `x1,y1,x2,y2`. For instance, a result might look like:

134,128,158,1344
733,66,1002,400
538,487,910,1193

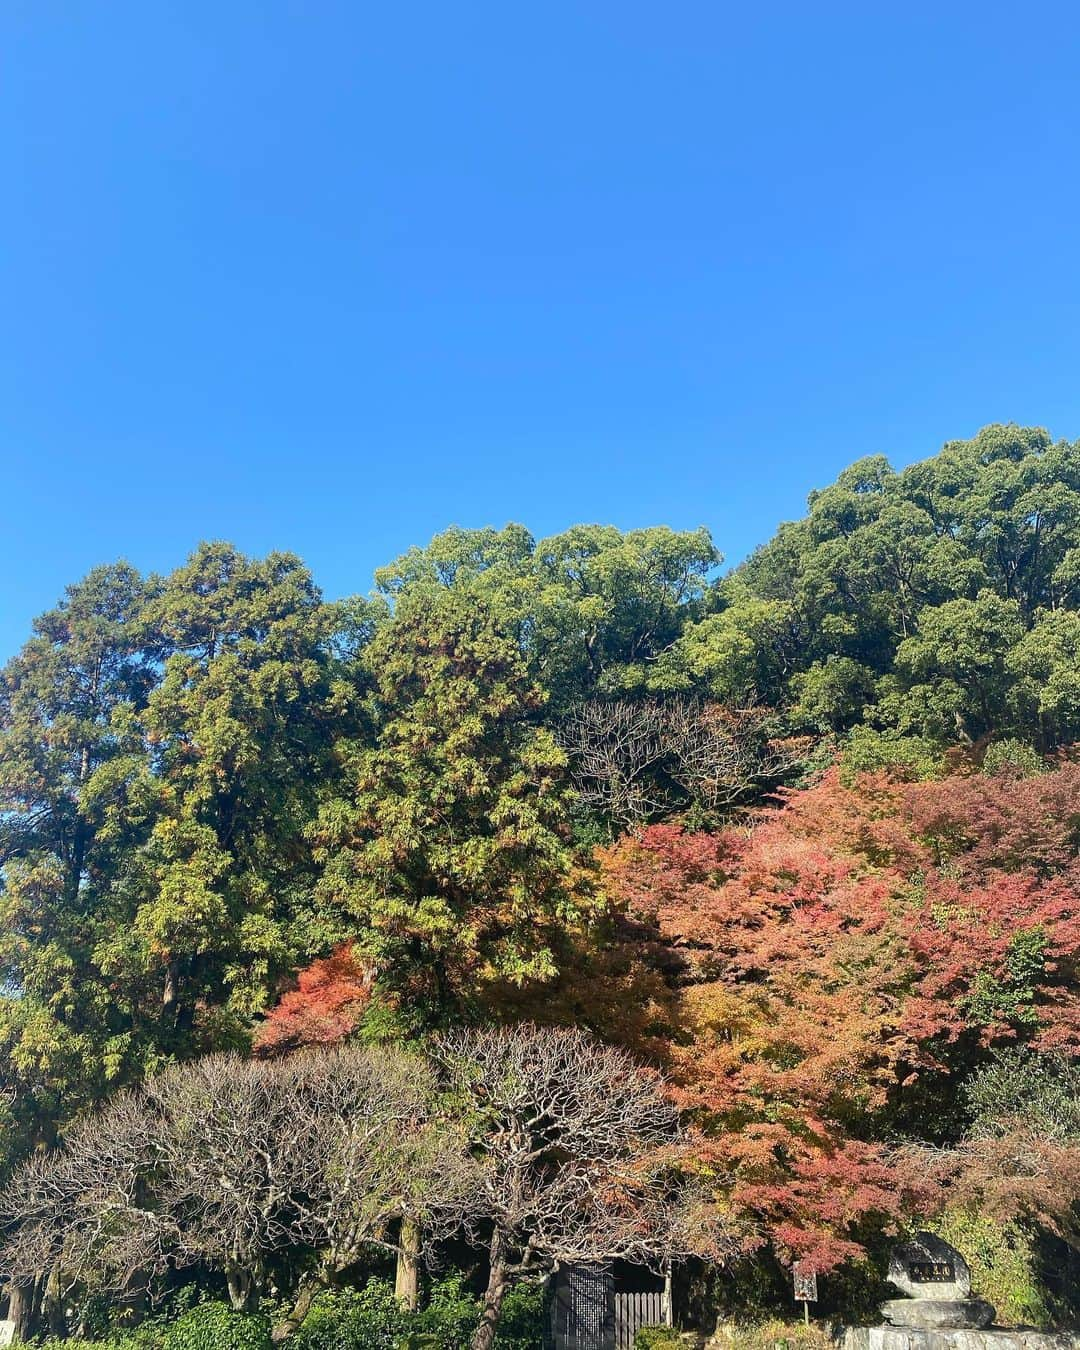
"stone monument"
842,1232,1079,1350
0,1319,14,1347
881,1232,995,1331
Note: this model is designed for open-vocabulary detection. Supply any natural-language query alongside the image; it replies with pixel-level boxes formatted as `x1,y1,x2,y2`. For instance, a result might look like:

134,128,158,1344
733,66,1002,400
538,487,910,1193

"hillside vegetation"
3,424,1080,1339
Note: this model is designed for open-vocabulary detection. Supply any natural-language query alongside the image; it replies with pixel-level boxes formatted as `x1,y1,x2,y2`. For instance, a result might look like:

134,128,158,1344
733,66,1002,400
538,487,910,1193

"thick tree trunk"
8,1276,42,1342
471,1233,509,1350
226,1264,258,1312
395,1215,422,1311
43,1263,66,1338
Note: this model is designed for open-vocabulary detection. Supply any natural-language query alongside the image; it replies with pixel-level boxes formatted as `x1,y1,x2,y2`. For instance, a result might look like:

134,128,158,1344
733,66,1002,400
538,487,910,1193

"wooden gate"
614,1287,666,1349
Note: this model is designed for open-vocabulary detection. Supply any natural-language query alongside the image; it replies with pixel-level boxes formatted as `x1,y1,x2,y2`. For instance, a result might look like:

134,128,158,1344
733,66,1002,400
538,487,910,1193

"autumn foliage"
595,759,1080,1270
255,758,1080,1274
254,943,373,1056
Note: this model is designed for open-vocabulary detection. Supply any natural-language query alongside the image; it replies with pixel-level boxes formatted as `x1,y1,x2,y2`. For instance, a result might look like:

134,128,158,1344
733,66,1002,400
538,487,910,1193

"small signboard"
793,1266,818,1303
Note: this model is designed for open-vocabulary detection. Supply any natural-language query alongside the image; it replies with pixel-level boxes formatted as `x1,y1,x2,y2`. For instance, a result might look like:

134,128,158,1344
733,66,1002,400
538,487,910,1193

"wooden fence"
614,1288,667,1348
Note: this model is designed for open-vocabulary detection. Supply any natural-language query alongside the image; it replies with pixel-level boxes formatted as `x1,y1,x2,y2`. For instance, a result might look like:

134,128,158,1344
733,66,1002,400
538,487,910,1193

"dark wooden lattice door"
553,1264,615,1350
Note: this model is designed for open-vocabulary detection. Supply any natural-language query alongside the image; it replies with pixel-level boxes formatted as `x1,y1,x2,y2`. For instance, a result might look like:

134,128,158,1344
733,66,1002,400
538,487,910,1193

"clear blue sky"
3,2,1079,660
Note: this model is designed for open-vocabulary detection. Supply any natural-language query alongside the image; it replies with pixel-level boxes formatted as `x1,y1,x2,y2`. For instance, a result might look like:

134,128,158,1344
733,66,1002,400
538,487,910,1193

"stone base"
882,1300,996,1330
843,1326,1080,1350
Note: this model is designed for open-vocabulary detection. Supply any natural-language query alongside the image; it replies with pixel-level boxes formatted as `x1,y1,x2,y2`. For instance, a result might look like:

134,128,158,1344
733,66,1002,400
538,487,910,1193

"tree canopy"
4,423,1080,1338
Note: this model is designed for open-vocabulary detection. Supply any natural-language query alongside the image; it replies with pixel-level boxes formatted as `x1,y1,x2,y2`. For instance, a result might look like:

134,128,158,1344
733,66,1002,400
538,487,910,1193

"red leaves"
254,943,373,1055
898,761,1080,880
905,872,1080,1051
595,759,1080,1269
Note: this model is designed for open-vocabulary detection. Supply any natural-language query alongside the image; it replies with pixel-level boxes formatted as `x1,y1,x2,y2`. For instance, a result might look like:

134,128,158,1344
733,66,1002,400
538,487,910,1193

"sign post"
793,1265,818,1326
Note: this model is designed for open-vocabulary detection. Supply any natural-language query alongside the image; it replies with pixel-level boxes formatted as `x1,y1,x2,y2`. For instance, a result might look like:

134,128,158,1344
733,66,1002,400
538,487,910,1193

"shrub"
290,1281,409,1350
47,1305,270,1350
713,1319,835,1350
40,1274,540,1350
841,727,946,781
39,1318,170,1350
934,1209,1051,1329
412,1274,479,1349
492,1282,545,1350
162,1303,271,1350
635,1328,683,1350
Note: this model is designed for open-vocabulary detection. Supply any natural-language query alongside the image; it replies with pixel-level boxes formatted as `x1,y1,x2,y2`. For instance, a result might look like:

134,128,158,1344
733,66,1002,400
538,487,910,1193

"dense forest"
3,423,1080,1345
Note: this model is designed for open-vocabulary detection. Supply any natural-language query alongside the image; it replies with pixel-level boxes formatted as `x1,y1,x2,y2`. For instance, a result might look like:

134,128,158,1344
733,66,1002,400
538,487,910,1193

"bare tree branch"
557,698,803,826
435,1023,735,1350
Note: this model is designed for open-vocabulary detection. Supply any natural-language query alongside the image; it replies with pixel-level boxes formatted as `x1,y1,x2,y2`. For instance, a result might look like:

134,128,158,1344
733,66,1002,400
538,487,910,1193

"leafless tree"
664,702,800,812
0,1085,163,1339
557,700,671,827
0,1047,475,1338
558,698,801,826
435,1023,735,1350
269,1046,477,1340
2,1036,732,1347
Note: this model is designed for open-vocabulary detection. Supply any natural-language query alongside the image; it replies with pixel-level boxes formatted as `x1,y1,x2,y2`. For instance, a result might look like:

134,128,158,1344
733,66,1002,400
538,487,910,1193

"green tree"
736,424,1080,746
313,589,590,1021
651,590,795,704
0,563,159,1155
883,591,1025,742
128,542,352,1042
1010,609,1080,748
0,545,352,1170
375,523,722,708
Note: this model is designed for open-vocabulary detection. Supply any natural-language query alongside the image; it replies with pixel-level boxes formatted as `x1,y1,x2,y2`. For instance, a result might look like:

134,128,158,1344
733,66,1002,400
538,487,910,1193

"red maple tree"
595,760,1080,1270
254,943,374,1055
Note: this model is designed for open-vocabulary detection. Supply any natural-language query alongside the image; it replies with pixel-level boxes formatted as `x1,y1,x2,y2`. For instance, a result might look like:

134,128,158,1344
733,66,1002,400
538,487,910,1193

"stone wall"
842,1326,1079,1350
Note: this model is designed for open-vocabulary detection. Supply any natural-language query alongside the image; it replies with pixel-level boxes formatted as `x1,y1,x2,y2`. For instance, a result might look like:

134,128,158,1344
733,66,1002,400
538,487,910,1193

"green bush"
492,1282,544,1350
39,1275,541,1350
39,1323,169,1350
290,1281,409,1350
934,1209,1051,1329
413,1274,480,1349
43,1304,267,1350
981,739,1044,778
635,1328,682,1350
841,726,947,782
161,1302,271,1350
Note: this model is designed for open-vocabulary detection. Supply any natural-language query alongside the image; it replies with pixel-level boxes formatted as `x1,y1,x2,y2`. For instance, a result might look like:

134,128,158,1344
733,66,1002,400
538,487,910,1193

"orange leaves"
253,943,374,1055
597,799,918,1265
594,757,1080,1268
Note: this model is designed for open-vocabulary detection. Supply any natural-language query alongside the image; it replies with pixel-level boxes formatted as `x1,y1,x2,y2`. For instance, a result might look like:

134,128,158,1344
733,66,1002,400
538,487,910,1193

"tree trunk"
43,1263,66,1338
226,1264,258,1312
395,1215,422,1311
471,1232,509,1350
271,1272,326,1343
8,1276,42,1342
163,960,180,1011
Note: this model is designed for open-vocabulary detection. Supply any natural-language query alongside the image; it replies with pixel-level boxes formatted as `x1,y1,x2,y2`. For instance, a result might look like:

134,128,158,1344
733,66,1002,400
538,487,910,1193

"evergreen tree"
313,589,591,1022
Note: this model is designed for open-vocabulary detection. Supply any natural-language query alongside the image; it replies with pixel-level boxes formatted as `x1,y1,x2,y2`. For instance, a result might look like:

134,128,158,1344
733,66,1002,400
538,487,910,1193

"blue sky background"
3,2,1079,659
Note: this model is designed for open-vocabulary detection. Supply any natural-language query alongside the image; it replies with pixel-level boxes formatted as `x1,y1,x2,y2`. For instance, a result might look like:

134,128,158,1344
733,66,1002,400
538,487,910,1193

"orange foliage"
596,761,1080,1270
254,943,373,1055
